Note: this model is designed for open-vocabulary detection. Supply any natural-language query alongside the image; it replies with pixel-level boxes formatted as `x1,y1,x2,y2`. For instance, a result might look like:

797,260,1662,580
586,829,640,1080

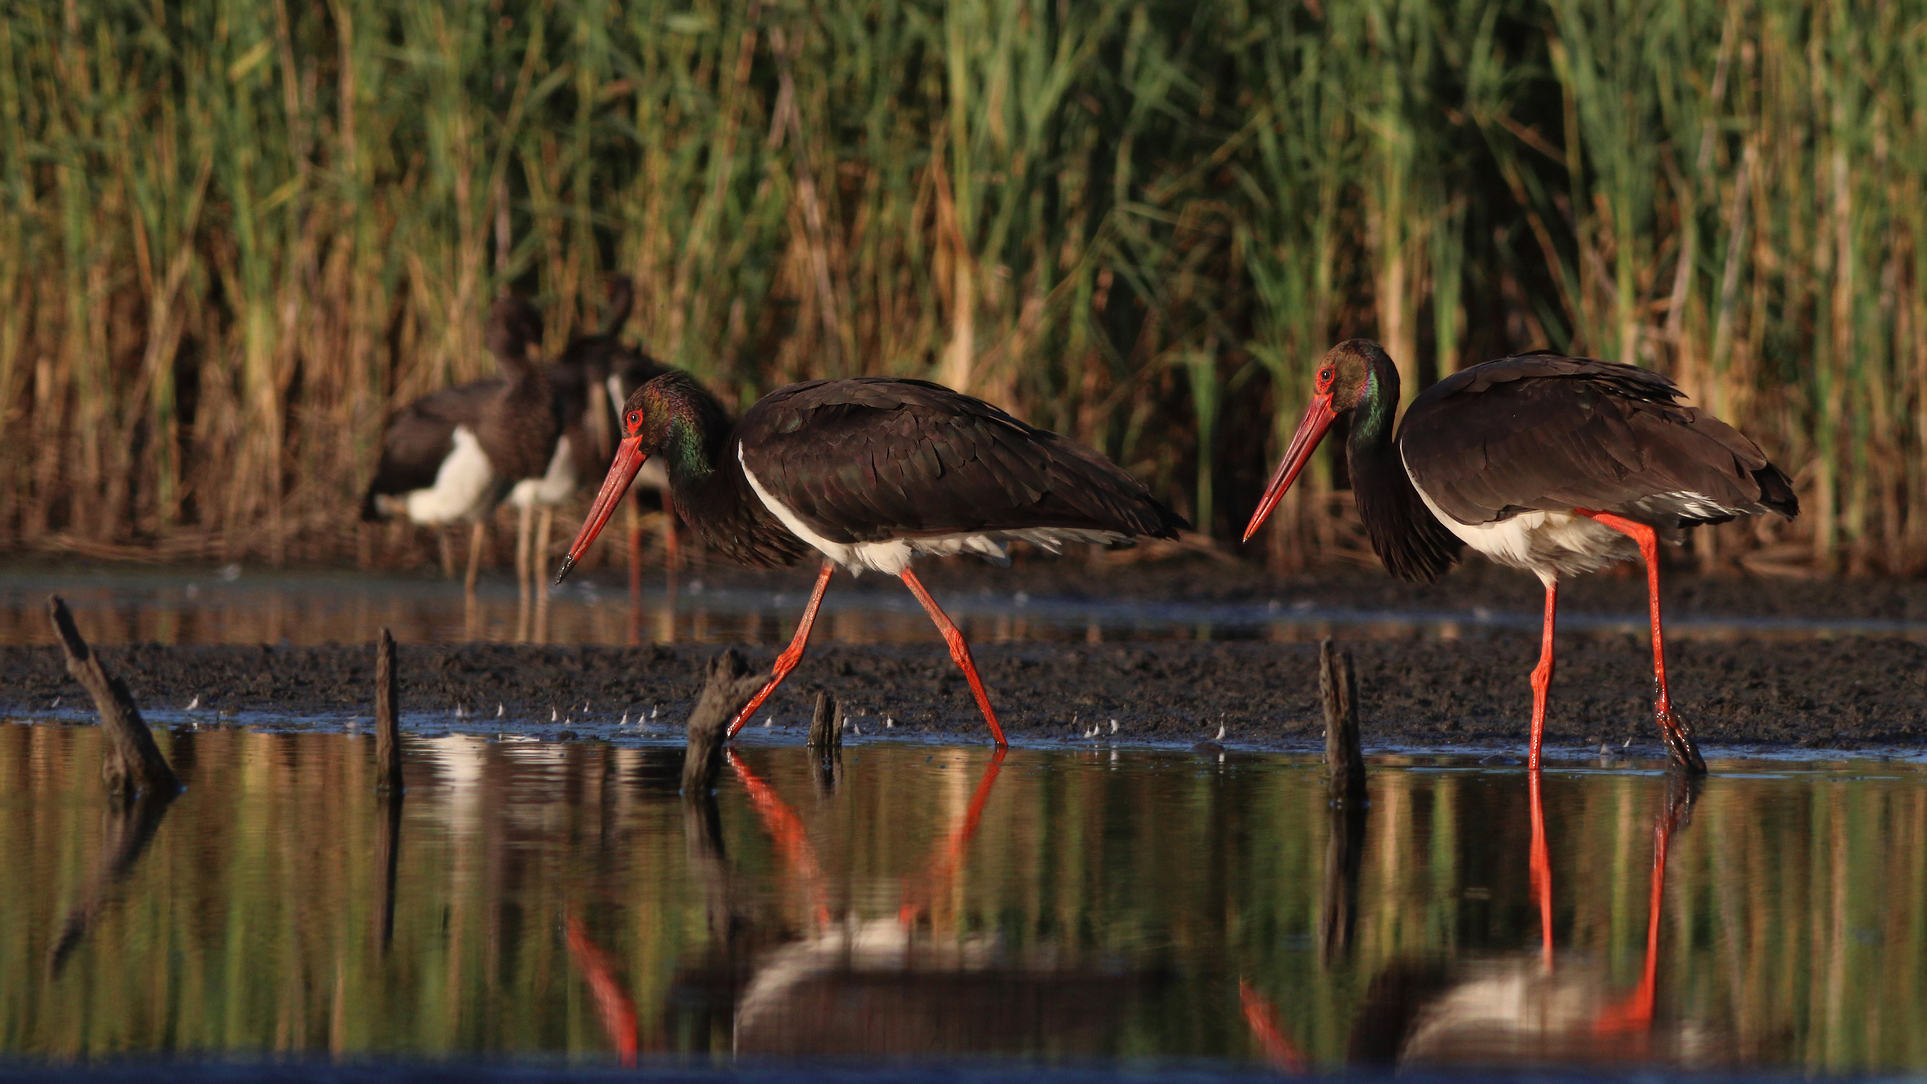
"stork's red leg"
1574,510,1707,775
1529,578,1558,772
1529,766,1555,970
899,567,1008,748
724,559,835,738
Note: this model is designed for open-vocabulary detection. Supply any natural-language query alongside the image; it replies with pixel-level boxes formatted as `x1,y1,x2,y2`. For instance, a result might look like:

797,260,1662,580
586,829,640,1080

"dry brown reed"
1,1,1921,575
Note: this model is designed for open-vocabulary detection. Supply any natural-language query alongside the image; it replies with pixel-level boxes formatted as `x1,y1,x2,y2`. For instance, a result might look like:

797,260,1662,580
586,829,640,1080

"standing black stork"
1242,340,1798,773
362,296,561,592
553,372,1186,746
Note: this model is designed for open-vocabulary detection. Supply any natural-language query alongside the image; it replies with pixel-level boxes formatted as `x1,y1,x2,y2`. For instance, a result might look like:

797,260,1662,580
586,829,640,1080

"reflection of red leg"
726,560,835,738
1594,781,1688,1038
1529,578,1558,771
1529,768,1555,970
899,567,1007,748
900,747,1007,926
728,749,832,928
1575,510,1706,774
565,916,639,1067
1239,979,1307,1073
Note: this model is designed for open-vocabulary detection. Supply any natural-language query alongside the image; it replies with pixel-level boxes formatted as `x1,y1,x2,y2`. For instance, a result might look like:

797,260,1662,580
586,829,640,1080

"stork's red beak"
1242,392,1336,543
554,435,647,585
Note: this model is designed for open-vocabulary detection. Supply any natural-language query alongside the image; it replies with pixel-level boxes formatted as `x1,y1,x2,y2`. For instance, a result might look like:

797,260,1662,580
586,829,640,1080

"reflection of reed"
6,729,1927,1069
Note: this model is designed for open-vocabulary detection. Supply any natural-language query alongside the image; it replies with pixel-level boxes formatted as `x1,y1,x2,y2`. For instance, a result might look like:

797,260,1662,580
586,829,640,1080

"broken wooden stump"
374,628,403,792
682,648,768,794
1319,638,1366,808
807,690,842,749
47,596,180,801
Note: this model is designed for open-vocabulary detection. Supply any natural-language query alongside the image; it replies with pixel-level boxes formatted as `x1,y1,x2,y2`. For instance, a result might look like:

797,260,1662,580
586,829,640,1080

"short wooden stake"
1320,638,1366,808
682,648,768,794
47,596,179,800
374,628,403,792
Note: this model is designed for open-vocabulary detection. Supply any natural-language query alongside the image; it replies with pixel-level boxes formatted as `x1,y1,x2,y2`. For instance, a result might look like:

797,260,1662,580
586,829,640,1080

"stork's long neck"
1344,355,1401,479
1344,353,1460,582
651,381,802,569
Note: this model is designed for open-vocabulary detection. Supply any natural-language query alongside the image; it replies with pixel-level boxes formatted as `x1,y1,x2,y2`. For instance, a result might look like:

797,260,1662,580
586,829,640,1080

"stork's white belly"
1399,452,1636,585
739,447,1123,576
403,425,497,524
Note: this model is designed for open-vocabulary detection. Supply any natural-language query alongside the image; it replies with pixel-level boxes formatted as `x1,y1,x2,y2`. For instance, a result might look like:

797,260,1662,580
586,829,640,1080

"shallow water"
5,722,1926,1073
7,567,1926,648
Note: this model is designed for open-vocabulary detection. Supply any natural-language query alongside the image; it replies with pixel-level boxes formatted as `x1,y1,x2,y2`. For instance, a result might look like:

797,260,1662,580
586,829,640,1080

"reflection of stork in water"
563,747,1154,1061
1242,773,1709,1070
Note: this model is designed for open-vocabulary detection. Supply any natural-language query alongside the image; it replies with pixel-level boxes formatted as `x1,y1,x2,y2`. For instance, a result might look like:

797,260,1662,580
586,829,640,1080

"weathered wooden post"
1318,638,1367,966
682,648,768,794
374,628,403,792
807,690,843,793
47,596,179,800
807,691,841,749
1320,638,1366,807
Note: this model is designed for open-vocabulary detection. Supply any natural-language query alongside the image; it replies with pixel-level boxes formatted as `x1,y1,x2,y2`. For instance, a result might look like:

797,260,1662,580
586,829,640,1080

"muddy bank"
6,631,1924,754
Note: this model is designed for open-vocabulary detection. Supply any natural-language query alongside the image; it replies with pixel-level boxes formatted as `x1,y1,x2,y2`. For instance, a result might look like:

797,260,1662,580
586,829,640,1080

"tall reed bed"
0,1,1921,574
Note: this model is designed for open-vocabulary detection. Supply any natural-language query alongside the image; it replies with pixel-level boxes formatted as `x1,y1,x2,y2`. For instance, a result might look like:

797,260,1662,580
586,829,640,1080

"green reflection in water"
3,722,1925,1071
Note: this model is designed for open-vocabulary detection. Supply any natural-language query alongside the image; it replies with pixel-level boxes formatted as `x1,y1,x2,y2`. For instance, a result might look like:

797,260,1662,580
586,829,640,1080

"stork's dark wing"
362,380,503,517
1399,354,1798,527
738,377,1186,544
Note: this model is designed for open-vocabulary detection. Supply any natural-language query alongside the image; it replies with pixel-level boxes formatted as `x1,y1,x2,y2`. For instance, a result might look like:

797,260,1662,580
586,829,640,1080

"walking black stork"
1242,340,1798,773
553,372,1186,746
362,296,561,591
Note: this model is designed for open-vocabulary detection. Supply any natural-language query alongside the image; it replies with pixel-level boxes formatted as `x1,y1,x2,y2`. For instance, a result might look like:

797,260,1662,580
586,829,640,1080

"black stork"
1242,340,1798,773
362,296,561,591
553,372,1186,746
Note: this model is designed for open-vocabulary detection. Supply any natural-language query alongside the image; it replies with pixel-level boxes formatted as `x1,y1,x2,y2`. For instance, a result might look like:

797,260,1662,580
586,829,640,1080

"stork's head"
1242,339,1394,542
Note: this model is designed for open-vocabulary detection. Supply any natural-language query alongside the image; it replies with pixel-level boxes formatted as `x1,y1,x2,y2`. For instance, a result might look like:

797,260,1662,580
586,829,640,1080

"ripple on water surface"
3,721,1926,1075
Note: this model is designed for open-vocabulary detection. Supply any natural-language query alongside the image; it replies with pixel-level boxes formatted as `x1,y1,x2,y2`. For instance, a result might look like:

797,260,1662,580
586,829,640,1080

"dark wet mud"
6,619,1924,755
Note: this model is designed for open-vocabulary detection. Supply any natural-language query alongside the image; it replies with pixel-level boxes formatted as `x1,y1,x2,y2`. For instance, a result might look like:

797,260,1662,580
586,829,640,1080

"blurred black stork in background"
362,279,680,602
554,372,1187,747
1243,340,1798,774
360,295,558,594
